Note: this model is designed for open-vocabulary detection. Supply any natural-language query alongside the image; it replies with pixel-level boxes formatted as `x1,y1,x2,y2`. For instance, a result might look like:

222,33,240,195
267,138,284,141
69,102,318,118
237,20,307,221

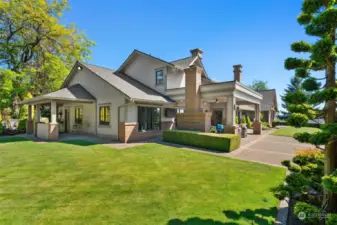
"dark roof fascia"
117,49,176,72
117,71,174,103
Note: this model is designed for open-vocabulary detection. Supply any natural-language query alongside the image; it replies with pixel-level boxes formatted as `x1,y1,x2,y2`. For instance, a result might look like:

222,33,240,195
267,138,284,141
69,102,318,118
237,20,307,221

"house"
239,89,278,125
19,48,263,142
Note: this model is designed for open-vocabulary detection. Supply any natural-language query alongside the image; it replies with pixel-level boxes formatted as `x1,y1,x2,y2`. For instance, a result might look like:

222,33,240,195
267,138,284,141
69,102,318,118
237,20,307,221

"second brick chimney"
233,64,242,82
190,48,203,59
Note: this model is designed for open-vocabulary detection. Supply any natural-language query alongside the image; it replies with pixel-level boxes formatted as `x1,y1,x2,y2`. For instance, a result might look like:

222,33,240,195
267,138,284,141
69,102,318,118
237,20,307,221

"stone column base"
253,121,262,135
26,120,34,134
176,112,212,132
118,122,137,143
224,125,239,134
48,123,59,141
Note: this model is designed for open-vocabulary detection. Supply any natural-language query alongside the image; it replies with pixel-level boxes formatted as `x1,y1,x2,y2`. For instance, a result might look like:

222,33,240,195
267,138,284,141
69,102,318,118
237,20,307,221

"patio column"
26,105,34,134
253,103,262,134
223,96,239,134
34,104,41,136
49,100,59,141
255,103,261,122
50,100,57,124
226,96,236,126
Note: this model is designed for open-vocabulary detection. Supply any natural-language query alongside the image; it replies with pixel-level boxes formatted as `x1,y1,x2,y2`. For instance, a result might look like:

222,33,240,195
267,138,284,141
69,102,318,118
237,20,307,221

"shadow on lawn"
0,136,29,143
60,140,97,146
167,207,277,225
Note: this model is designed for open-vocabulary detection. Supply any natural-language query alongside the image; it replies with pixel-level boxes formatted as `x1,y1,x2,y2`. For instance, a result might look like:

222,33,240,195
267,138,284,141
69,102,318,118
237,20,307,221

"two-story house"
20,48,263,142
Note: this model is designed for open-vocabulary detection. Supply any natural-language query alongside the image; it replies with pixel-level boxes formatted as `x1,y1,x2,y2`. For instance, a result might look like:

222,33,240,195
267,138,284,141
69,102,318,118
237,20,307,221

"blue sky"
64,0,312,109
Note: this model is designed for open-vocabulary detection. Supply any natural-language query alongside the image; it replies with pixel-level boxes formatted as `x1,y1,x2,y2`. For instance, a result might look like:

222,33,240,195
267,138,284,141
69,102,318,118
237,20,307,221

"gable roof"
19,84,95,104
117,49,176,72
258,89,278,111
117,49,209,78
64,62,173,104
170,56,195,70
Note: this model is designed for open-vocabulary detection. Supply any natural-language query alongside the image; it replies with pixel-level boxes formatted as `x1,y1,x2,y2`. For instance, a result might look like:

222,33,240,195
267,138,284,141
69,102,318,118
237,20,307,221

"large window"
138,107,161,132
99,106,110,126
155,70,164,85
74,107,83,124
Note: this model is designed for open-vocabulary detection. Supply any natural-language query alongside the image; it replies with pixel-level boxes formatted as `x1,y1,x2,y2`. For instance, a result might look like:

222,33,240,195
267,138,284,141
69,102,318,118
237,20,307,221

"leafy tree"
279,76,303,120
247,80,269,92
0,0,95,115
284,0,337,213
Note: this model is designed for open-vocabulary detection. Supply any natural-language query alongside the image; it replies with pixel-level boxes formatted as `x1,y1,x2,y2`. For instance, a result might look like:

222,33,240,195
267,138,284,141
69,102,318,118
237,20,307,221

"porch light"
77,66,82,71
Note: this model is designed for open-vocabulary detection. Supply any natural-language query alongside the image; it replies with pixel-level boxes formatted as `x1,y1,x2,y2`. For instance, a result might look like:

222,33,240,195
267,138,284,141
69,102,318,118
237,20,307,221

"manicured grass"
271,126,320,137
0,138,285,225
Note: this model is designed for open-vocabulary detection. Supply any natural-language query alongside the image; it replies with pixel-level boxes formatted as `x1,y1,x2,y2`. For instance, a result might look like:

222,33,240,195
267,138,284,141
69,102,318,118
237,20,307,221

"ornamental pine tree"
279,76,303,120
284,0,337,213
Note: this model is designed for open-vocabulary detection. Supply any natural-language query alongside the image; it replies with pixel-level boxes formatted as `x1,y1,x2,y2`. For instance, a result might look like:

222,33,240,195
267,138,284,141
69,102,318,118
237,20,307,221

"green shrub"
235,116,238,124
18,119,27,132
287,113,308,127
322,169,337,193
209,126,216,133
163,130,241,152
0,124,3,135
294,202,320,224
327,214,337,225
262,122,270,130
246,115,252,128
241,116,247,124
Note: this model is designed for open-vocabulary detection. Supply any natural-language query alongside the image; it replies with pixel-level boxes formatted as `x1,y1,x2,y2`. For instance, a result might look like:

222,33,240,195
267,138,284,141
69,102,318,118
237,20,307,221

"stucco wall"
167,68,185,89
124,54,167,93
67,67,126,140
62,102,96,134
37,123,49,140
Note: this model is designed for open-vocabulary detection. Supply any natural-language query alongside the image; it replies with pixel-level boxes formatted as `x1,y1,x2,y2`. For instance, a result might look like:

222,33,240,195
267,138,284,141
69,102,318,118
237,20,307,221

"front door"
64,109,69,133
211,110,223,126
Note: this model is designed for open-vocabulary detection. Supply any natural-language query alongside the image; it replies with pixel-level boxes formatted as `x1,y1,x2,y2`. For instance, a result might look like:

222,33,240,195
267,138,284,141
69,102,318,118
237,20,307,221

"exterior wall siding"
124,54,167,93
166,68,185,89
67,67,126,140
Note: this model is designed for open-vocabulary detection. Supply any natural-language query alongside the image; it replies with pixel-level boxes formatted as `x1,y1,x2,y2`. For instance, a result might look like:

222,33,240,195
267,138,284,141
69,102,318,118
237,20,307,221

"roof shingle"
81,62,173,103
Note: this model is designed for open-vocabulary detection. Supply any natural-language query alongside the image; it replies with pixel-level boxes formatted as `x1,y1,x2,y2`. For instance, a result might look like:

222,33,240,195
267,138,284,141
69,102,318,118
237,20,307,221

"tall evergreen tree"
279,76,303,119
284,0,337,213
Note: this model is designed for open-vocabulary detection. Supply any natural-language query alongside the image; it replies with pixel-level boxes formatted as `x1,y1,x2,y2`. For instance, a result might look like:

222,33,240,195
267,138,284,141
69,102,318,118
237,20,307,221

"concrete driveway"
228,130,314,166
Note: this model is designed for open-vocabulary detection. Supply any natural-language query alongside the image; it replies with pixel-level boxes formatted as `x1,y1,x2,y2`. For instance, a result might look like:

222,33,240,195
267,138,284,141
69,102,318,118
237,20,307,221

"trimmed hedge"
272,121,321,128
163,130,241,152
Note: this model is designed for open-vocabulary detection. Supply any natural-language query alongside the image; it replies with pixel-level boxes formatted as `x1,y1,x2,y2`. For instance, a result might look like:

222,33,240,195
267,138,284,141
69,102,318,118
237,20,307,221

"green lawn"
0,137,285,225
271,126,320,137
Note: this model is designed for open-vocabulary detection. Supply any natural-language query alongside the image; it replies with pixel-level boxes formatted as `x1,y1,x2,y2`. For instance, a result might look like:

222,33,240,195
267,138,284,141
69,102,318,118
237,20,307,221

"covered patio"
19,84,96,141
165,65,263,134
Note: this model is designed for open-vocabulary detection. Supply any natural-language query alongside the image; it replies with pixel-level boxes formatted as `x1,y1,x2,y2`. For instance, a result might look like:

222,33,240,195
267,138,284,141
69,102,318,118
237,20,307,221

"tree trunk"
323,59,337,213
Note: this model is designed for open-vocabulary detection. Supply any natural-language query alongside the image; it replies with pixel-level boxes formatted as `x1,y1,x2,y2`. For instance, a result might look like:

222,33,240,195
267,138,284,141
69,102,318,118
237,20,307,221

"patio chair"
216,124,224,133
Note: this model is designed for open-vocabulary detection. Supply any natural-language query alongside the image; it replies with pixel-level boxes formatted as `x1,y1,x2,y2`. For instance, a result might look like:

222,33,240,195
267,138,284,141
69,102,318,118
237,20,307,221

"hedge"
272,121,321,128
163,130,241,152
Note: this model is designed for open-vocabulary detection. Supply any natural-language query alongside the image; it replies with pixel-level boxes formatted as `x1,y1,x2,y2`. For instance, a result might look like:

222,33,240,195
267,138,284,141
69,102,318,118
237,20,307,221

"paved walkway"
227,129,314,166
156,129,314,167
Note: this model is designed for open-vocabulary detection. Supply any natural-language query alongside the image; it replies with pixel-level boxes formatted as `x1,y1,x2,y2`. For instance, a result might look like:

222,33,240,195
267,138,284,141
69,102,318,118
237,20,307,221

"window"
99,106,110,126
138,107,161,132
155,70,164,85
74,108,83,124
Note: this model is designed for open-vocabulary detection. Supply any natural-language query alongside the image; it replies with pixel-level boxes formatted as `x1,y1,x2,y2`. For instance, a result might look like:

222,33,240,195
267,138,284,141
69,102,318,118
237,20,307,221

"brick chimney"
233,64,242,82
184,65,202,113
190,48,203,59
